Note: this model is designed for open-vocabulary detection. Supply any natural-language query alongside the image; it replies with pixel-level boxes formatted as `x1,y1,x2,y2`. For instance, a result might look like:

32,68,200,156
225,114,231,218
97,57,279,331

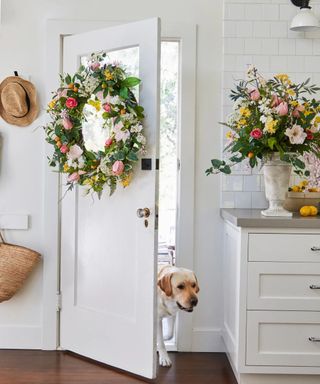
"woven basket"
0,233,41,303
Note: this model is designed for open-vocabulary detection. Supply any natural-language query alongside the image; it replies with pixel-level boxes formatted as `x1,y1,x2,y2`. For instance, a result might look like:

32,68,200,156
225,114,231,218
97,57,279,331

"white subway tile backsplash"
234,192,252,208
224,38,245,54
243,175,261,192
269,55,288,72
225,4,246,20
245,38,262,54
270,21,288,38
262,4,279,20
278,38,295,55
287,56,305,72
222,175,244,191
252,192,268,209
245,4,263,20
222,0,320,209
261,38,279,54
236,21,253,37
296,38,313,55
253,21,270,38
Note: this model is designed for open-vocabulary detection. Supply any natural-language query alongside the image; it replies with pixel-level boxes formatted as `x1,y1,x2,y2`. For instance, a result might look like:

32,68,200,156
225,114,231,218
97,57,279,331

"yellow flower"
88,99,101,111
104,70,113,81
304,109,313,116
226,131,234,139
264,117,277,134
290,100,298,107
48,100,56,109
315,116,320,124
63,163,70,172
239,107,251,118
121,173,132,188
286,88,295,97
275,73,292,85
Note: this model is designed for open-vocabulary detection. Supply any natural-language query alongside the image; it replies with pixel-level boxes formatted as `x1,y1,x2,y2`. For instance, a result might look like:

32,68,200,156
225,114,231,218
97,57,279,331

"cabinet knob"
310,285,320,290
311,246,320,252
309,337,320,342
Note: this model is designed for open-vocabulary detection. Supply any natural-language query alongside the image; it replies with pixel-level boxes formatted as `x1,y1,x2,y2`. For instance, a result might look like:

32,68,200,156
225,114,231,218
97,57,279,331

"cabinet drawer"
247,263,320,311
248,234,320,262
246,311,320,367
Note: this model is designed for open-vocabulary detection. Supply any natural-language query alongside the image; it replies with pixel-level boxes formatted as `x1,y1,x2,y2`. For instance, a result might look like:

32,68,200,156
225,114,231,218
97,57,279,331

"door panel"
60,18,160,379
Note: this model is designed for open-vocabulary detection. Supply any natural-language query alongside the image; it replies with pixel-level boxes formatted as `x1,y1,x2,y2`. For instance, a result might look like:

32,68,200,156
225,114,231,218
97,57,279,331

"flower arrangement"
206,67,320,176
45,52,146,197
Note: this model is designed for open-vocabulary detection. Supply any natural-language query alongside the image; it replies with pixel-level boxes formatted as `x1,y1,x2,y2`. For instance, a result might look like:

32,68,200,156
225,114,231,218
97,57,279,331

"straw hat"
0,75,39,126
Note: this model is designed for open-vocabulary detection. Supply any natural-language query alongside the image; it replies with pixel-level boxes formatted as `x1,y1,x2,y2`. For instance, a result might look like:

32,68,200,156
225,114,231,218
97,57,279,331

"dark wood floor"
0,350,237,384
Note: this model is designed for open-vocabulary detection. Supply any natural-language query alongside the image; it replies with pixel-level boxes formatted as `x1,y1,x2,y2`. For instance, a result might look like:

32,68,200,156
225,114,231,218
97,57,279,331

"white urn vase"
261,153,292,217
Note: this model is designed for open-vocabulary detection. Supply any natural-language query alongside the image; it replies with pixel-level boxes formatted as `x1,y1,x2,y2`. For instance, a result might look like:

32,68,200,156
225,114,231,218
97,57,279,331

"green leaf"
267,137,277,150
220,165,231,174
86,151,96,160
127,151,138,162
122,77,141,88
65,74,72,85
114,151,125,161
211,159,224,168
294,158,305,169
120,87,129,99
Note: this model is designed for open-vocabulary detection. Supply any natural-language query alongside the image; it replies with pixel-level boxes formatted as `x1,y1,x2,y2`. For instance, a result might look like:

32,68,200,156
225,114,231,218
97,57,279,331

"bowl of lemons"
284,181,320,213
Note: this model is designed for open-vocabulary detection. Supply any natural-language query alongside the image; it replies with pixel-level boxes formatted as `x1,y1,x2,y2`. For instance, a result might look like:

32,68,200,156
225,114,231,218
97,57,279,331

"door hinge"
56,292,62,312
177,158,181,171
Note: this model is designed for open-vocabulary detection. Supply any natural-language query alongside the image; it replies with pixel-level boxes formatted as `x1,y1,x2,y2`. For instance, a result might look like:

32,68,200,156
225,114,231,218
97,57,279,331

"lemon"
300,206,312,216
292,185,301,192
309,206,318,216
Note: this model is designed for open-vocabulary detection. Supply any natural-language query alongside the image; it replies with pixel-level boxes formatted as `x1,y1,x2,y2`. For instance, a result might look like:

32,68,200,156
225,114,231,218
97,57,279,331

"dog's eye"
177,284,185,290
191,283,196,288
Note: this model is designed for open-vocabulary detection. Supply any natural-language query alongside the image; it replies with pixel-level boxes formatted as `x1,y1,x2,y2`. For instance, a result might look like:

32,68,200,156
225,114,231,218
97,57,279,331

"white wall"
0,0,224,352
222,0,320,209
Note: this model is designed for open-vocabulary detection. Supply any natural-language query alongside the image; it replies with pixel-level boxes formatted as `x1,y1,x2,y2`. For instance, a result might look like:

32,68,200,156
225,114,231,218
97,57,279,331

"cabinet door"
247,311,320,367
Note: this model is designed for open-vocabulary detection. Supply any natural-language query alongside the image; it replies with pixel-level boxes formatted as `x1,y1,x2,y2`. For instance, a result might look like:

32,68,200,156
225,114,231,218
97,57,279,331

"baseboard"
0,325,42,349
191,327,224,352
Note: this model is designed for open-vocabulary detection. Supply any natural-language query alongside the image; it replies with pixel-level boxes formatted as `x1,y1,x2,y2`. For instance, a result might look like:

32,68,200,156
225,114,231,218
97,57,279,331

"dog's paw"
158,351,172,367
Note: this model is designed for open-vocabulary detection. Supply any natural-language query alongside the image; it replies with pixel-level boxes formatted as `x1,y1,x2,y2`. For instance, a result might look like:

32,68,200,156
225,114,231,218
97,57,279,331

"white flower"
136,133,146,145
285,124,307,145
131,124,143,133
113,121,130,142
260,115,267,123
68,144,83,160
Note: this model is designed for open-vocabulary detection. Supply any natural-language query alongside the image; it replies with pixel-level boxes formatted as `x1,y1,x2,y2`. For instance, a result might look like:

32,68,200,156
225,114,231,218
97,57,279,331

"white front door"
60,18,160,379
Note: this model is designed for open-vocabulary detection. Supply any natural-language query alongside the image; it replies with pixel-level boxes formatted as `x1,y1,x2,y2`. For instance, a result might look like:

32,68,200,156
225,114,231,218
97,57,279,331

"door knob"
136,208,150,218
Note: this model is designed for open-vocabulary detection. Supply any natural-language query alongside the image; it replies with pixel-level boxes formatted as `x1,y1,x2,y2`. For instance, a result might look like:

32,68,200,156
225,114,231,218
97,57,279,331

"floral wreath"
45,52,146,196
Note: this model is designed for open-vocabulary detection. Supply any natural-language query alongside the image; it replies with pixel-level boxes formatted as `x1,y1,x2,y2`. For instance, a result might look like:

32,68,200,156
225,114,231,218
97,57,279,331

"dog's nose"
190,297,198,307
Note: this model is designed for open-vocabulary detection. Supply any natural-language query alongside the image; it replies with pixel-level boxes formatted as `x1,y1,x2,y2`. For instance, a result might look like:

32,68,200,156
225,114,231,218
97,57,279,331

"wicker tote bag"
0,233,41,303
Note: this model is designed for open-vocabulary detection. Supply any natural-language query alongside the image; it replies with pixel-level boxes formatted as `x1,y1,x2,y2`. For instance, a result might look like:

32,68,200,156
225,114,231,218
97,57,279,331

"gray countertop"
221,208,320,229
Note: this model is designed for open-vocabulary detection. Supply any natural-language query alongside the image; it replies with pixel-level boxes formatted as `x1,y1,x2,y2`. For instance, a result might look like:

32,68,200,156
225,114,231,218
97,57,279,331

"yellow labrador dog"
157,264,199,367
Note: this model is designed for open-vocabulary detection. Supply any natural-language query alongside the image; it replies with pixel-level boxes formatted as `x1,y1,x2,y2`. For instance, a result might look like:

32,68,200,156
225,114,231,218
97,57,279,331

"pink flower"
271,94,281,107
60,145,69,154
57,89,68,99
90,62,100,71
65,97,78,109
68,144,83,160
103,103,111,113
67,170,86,183
292,104,305,118
275,101,288,116
68,172,80,182
112,160,125,176
250,128,263,139
62,117,73,130
105,138,113,147
249,88,260,101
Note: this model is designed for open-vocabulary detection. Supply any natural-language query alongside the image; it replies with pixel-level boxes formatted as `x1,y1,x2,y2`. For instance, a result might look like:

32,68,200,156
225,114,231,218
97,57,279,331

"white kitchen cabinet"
222,209,320,384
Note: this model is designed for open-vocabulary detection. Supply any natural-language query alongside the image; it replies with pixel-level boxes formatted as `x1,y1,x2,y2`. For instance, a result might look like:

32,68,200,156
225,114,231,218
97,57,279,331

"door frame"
43,19,196,351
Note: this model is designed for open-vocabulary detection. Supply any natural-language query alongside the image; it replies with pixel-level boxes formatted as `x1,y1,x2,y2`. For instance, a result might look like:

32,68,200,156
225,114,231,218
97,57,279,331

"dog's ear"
193,273,200,293
158,273,173,297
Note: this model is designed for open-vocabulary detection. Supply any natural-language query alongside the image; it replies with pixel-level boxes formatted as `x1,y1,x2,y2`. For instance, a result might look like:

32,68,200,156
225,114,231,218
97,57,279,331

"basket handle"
0,231,6,244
